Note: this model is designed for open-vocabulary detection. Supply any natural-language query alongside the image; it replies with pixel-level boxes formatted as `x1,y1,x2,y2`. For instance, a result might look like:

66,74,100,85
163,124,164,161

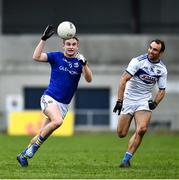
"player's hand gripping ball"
57,21,76,39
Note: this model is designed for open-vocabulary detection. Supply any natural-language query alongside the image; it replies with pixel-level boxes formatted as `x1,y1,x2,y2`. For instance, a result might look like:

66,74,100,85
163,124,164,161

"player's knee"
52,118,63,129
117,130,127,138
137,127,147,136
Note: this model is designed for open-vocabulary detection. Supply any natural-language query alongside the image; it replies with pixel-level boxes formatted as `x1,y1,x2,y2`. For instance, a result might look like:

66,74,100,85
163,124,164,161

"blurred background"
0,0,179,135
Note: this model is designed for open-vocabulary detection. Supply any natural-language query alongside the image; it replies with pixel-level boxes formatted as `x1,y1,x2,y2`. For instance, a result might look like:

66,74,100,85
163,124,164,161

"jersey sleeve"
126,58,140,76
47,51,63,64
157,70,167,89
47,52,56,64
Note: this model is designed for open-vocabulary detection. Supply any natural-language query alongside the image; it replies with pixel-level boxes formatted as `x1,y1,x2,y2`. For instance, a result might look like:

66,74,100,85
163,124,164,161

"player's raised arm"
32,25,55,62
32,40,48,62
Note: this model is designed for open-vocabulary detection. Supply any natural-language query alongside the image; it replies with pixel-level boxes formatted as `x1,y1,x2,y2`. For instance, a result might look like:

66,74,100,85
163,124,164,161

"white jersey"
124,53,167,102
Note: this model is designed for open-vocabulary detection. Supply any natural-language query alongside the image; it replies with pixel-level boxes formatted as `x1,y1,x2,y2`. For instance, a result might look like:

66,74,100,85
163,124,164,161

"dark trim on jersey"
147,55,161,64
159,88,166,90
136,54,166,68
125,70,133,77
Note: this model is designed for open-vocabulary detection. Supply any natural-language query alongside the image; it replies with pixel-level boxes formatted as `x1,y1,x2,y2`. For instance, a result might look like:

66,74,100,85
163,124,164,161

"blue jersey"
44,52,83,104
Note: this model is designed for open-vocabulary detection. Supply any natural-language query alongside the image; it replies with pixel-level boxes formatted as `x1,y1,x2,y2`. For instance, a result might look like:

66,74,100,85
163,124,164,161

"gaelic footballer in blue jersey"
17,25,92,167
113,39,167,168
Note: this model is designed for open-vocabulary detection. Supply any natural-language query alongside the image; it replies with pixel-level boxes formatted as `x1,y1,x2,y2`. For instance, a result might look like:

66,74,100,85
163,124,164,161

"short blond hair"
63,36,79,44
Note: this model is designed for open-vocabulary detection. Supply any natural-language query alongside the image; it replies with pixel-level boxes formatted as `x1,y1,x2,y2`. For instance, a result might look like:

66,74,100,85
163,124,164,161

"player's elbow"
86,76,92,83
32,53,47,62
86,77,92,83
84,74,92,83
117,130,127,138
32,55,40,61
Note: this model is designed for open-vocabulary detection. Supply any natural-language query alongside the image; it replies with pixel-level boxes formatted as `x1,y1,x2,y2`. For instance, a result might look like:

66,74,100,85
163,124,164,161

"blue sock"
122,152,133,162
35,135,46,147
22,147,28,156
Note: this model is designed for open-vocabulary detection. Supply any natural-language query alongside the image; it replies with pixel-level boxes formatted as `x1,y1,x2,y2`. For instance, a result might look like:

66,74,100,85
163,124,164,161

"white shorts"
121,99,151,116
40,95,68,119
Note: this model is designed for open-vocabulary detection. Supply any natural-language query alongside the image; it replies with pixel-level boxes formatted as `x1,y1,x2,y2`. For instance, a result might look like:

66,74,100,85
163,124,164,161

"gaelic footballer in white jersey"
113,39,167,168
124,53,167,103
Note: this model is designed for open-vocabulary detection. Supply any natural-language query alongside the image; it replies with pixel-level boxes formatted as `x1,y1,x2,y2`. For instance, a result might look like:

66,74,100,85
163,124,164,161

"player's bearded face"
63,39,79,57
148,42,162,61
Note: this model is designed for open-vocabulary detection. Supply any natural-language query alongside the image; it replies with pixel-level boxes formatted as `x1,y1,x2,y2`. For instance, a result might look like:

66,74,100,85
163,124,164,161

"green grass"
0,131,179,179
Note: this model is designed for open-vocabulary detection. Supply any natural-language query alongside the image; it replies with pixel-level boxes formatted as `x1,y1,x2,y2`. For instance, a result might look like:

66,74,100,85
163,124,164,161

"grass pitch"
0,131,179,179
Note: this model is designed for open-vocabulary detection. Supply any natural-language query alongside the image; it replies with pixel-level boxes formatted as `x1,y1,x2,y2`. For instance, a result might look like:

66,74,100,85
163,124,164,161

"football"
57,21,76,39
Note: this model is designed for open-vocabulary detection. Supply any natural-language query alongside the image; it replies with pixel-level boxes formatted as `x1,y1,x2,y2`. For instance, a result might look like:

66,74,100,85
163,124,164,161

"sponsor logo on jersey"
139,74,157,84
59,66,79,75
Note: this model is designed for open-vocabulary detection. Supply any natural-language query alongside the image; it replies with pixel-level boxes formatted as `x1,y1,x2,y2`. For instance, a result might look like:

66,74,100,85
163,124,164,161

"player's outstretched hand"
75,53,87,66
148,100,157,110
41,25,55,41
113,100,123,115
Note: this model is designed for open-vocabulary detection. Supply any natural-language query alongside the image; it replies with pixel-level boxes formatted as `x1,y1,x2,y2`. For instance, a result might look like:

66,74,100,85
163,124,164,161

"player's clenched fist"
148,100,157,110
75,53,87,66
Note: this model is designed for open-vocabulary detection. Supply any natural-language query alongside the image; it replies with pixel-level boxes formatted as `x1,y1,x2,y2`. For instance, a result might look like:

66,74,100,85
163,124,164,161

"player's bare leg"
117,114,133,137
40,104,63,138
119,111,151,167
17,104,63,167
117,114,133,167
27,117,51,147
127,111,151,154
17,117,52,167
25,104,63,158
